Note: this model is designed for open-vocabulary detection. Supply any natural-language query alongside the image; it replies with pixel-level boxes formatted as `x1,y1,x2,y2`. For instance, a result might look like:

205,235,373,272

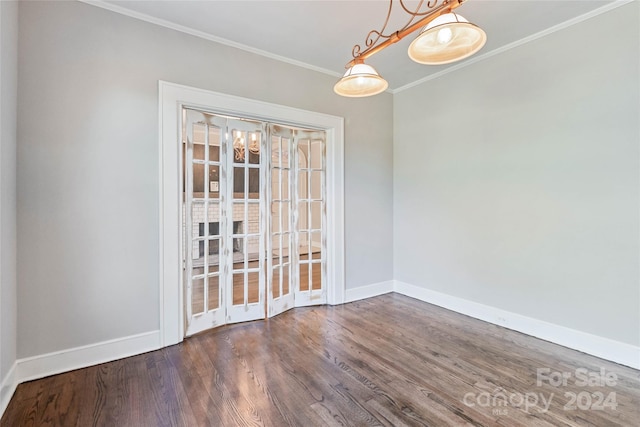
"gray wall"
17,1,393,358
1,0,18,394
394,2,639,346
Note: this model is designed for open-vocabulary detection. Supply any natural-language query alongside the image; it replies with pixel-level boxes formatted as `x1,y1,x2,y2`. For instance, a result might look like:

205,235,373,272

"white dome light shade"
333,62,388,97
408,13,486,65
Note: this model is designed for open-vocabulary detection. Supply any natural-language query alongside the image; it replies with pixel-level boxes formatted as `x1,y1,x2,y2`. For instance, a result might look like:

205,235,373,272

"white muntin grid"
188,203,259,258
183,108,327,334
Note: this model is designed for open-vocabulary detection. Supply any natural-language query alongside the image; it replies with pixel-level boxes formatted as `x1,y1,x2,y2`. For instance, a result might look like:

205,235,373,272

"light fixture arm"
346,0,466,68
334,0,484,97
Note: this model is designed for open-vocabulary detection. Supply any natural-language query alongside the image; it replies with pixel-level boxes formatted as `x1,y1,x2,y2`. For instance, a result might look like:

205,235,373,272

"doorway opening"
182,108,327,336
159,82,344,347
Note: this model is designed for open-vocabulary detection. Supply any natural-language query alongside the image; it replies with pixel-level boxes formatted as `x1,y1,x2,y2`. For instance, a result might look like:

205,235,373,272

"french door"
183,108,326,336
269,126,327,313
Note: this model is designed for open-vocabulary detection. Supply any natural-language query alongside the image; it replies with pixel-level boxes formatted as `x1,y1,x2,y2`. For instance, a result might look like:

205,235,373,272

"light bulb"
437,27,453,44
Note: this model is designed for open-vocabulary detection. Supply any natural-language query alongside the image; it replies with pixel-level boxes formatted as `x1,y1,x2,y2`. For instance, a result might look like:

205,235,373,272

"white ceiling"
99,0,617,91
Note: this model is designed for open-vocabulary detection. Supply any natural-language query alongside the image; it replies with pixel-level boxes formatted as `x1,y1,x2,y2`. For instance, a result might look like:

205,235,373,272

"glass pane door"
183,108,227,336
183,110,266,335
183,108,325,336
225,119,267,324
267,126,295,317
295,131,327,306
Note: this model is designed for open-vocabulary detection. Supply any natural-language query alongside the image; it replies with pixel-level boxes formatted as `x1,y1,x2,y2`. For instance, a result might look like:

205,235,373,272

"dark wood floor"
2,293,639,426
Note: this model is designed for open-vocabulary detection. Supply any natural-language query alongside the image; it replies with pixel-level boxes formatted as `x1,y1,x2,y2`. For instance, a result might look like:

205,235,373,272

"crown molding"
78,0,341,79
79,0,631,95
392,0,634,93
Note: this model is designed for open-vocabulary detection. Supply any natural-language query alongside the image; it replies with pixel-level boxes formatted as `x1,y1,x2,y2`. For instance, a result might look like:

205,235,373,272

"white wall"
394,3,639,346
0,0,18,413
17,1,393,359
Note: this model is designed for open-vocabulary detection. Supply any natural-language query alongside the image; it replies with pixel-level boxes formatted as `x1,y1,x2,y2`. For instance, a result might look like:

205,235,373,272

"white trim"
80,0,340,79
81,0,631,95
392,0,634,93
394,281,640,370
159,81,345,346
345,280,394,303
16,331,161,384
1,278,635,417
0,362,17,419
2,331,159,416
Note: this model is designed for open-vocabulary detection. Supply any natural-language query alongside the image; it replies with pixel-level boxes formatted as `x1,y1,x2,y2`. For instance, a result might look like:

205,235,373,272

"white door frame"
158,81,345,347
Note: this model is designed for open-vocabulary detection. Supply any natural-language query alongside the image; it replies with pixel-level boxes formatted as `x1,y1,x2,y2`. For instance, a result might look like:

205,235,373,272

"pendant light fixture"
408,12,486,64
333,59,389,97
334,0,485,97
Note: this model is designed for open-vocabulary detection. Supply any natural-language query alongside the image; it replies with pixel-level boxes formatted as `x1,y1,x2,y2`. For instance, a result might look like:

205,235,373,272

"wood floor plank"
2,293,639,426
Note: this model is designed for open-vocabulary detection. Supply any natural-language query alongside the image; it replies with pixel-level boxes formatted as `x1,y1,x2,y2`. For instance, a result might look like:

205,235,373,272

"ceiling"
99,0,616,91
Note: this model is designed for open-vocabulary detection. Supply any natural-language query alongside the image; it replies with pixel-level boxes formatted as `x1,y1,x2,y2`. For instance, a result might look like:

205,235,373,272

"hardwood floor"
2,294,639,426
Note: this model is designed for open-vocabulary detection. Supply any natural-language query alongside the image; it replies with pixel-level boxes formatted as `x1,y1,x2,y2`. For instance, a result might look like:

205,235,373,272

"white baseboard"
16,330,161,383
2,280,638,421
394,280,640,370
345,280,394,303
0,362,17,418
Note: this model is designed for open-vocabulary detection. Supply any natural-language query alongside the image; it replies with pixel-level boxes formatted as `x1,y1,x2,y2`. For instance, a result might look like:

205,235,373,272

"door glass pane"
282,202,290,233
311,231,322,256
191,202,204,260
281,139,290,169
311,263,322,290
310,171,322,199
233,237,244,261
234,167,245,198
247,202,259,234
193,163,205,198
282,264,290,295
271,169,280,200
272,267,280,298
298,139,309,162
298,202,308,230
299,263,309,291
206,214,220,237
208,165,220,198
310,141,322,168
298,171,308,199
207,206,220,236
192,277,205,315
232,203,245,230
193,143,205,161
271,202,281,233
311,201,322,229
299,231,309,257
193,123,205,160
248,168,260,197
248,132,260,165
247,272,259,304
207,275,220,310
208,127,220,162
232,273,244,305
232,130,246,164
272,234,281,258
246,233,257,254
282,170,290,200
271,137,281,168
